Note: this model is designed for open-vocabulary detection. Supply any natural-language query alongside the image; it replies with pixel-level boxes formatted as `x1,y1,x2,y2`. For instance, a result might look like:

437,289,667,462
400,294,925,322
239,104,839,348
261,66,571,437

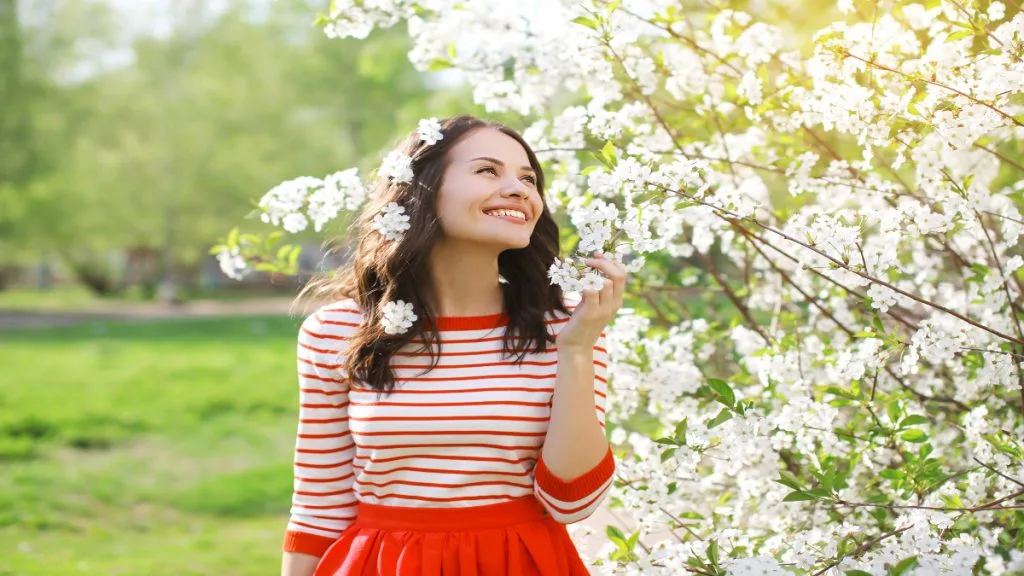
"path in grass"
0,306,631,575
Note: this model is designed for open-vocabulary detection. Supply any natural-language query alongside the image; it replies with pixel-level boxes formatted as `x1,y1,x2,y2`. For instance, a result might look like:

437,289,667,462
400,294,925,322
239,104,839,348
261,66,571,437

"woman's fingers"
584,254,627,312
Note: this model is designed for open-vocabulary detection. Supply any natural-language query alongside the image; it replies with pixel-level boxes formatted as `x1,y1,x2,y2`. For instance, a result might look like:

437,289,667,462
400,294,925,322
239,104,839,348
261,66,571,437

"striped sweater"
282,298,615,557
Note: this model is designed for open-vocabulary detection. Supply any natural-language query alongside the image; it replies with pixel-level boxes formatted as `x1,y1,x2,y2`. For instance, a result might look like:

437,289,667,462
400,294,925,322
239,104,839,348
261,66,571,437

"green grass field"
0,315,307,575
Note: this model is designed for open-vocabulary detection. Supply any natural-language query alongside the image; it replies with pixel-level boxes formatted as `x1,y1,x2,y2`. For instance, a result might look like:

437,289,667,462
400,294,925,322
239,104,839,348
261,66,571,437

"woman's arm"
533,333,615,523
281,309,360,573
281,551,322,576
533,253,625,523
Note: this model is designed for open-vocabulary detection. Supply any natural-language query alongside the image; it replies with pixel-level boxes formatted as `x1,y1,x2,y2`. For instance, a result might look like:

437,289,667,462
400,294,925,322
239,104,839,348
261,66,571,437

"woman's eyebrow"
469,156,535,172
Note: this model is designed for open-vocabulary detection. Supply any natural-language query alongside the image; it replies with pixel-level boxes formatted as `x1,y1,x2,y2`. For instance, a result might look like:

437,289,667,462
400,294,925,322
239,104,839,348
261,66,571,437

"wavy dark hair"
298,115,568,395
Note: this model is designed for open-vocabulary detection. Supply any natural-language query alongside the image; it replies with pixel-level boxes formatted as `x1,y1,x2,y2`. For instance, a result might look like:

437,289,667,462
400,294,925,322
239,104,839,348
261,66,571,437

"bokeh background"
0,1,545,574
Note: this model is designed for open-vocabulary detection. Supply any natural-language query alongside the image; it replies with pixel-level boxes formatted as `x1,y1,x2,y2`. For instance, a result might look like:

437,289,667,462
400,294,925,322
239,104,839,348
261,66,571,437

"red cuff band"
283,530,337,557
534,446,615,501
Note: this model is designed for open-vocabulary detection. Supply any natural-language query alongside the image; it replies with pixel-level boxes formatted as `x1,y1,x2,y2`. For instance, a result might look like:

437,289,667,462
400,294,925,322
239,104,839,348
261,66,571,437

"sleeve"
282,311,359,557
532,331,616,524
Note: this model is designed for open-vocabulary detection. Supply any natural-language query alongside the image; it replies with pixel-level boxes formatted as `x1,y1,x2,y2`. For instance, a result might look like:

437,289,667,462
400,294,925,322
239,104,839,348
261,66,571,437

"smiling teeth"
486,209,526,220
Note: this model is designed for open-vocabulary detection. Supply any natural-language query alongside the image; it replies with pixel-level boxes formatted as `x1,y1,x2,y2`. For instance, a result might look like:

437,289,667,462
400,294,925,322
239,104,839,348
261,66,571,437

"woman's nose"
501,178,529,196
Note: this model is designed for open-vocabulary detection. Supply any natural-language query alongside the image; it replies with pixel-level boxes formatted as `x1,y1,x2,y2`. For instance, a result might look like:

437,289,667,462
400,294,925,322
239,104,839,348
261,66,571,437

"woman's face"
434,127,544,250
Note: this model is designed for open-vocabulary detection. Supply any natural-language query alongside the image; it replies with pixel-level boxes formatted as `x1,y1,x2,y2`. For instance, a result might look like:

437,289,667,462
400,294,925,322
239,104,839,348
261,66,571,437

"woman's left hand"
557,253,627,352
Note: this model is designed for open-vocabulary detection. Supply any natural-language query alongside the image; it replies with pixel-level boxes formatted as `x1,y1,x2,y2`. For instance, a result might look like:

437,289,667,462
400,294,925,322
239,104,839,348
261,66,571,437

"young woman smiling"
281,115,625,576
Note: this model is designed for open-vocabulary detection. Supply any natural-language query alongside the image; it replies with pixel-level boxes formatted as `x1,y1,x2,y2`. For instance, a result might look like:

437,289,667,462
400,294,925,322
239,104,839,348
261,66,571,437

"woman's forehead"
450,128,531,165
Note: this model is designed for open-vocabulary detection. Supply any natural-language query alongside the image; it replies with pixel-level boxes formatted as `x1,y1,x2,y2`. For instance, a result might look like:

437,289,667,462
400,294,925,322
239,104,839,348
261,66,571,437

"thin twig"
842,51,1024,129
810,524,914,576
972,457,1024,489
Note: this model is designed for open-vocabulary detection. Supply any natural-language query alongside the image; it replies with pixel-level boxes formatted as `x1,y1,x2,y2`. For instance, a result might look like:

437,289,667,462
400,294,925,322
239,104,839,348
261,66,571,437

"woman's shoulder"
299,298,364,339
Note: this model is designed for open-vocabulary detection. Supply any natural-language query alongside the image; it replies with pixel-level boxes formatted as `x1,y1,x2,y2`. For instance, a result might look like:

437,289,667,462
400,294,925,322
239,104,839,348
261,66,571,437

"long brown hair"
298,115,568,395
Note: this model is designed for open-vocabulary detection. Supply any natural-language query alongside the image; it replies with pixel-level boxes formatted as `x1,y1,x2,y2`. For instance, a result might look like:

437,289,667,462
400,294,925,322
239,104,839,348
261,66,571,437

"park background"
4,0,1024,574
0,1,651,574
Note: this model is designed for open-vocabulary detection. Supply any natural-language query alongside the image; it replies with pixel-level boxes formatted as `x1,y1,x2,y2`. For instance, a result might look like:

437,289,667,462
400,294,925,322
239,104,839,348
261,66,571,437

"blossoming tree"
216,0,1024,573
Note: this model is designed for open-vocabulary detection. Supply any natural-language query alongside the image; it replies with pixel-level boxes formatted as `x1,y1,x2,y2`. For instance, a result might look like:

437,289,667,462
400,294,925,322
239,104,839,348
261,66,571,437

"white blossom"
378,150,414,183
371,201,411,242
417,117,444,145
381,299,417,335
216,246,248,280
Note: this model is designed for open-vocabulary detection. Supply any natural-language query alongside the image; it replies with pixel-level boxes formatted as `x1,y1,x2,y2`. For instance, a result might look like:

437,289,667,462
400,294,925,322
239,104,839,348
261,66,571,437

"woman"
281,115,625,576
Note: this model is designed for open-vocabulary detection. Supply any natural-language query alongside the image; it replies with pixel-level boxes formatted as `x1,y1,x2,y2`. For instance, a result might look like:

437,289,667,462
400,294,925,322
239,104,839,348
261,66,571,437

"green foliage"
5,0,434,292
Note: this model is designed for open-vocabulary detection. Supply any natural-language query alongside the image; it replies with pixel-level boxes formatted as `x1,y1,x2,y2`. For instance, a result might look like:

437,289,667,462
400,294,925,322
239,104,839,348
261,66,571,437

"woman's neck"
427,241,504,317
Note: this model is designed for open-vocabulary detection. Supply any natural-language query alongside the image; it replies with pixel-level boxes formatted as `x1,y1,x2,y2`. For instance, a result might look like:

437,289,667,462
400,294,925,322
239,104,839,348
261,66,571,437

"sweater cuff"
534,446,615,501
283,530,337,557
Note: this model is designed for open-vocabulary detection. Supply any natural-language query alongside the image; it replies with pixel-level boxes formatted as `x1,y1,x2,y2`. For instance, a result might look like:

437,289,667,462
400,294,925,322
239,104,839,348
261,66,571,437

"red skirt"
313,496,591,576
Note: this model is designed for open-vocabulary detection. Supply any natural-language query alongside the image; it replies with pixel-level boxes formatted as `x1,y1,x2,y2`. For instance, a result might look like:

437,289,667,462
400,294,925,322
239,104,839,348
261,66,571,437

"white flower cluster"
371,201,411,243
378,150,414,184
258,169,367,233
381,299,417,335
375,117,444,185
417,117,443,145
547,257,607,295
215,245,248,280
275,0,1024,570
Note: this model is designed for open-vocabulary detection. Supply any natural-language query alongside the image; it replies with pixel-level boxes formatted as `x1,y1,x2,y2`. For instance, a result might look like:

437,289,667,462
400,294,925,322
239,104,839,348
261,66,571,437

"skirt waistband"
353,496,549,531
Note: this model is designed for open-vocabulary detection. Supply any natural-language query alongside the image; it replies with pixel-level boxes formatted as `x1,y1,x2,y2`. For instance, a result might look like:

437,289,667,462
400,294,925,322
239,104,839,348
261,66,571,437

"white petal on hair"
417,117,444,146
381,300,418,335
379,150,414,183
371,202,411,242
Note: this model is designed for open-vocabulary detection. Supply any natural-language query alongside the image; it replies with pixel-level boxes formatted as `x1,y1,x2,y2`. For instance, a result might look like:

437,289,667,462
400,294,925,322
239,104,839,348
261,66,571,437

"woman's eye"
476,166,498,175
522,175,537,185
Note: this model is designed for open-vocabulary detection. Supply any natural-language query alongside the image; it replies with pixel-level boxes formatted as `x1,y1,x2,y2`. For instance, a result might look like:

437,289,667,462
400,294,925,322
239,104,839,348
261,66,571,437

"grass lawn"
0,315,307,575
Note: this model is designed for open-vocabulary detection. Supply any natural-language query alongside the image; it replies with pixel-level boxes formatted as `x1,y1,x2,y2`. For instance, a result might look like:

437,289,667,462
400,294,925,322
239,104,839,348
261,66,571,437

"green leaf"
661,448,677,462
900,429,928,443
846,571,874,576
707,378,735,408
879,468,904,479
227,227,240,248
899,415,929,428
427,58,454,71
886,400,901,425
572,15,599,30
706,539,719,565
607,0,622,12
276,244,292,261
806,487,832,499
707,408,733,429
783,490,816,502
606,525,626,543
626,529,640,551
889,556,919,575
946,29,974,41
673,417,688,443
775,470,803,491
601,141,617,167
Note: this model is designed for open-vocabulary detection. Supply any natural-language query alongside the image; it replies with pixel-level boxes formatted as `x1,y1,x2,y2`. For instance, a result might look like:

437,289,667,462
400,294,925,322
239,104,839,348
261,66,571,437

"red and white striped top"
282,298,615,557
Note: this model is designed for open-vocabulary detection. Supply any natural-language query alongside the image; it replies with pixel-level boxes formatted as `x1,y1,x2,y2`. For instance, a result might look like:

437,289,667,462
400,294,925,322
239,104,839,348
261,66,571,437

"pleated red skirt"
312,496,591,576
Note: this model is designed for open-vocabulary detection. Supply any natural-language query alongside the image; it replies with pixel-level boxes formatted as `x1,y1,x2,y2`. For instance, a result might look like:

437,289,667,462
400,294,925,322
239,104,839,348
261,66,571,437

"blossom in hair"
381,299,417,335
371,201,411,242
417,117,444,145
378,150,414,183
